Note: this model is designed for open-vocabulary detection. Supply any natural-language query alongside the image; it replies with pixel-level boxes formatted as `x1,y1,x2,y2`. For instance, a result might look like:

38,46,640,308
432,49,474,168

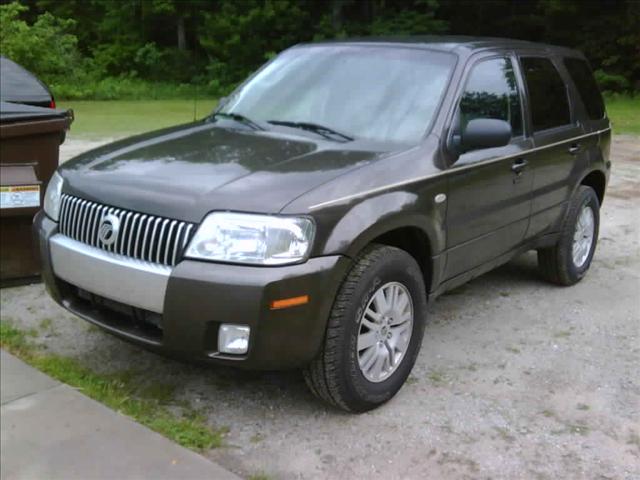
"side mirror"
461,118,512,152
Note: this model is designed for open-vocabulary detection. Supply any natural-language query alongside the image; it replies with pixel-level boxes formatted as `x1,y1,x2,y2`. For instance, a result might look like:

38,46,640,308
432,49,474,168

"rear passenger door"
518,55,588,238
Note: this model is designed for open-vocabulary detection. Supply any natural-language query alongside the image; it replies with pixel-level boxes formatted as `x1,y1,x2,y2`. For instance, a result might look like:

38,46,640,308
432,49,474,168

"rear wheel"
304,244,427,412
538,186,600,285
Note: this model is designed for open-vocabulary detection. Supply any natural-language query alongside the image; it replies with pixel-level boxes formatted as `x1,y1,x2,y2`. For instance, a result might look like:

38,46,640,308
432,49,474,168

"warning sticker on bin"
0,185,41,209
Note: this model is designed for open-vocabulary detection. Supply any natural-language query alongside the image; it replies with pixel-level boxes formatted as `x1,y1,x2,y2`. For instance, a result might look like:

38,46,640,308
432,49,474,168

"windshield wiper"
267,120,354,142
212,112,264,131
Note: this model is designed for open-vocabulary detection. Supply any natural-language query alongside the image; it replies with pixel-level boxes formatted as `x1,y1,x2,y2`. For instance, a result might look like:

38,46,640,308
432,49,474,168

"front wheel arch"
368,226,433,295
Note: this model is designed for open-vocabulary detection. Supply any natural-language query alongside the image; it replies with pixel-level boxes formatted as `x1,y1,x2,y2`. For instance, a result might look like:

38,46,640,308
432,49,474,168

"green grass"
52,78,221,102
427,368,447,386
59,99,218,139
38,317,54,331
605,94,640,135
0,322,225,451
248,474,273,480
553,329,572,339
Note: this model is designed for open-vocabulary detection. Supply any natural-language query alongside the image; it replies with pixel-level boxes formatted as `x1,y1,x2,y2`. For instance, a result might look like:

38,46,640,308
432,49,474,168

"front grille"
59,194,195,267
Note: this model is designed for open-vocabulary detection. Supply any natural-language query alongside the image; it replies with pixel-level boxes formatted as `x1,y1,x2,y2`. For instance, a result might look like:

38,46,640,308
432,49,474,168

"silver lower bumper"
50,234,171,313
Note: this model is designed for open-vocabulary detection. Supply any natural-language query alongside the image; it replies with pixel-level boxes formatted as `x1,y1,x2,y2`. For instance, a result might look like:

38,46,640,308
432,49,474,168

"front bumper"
35,211,351,369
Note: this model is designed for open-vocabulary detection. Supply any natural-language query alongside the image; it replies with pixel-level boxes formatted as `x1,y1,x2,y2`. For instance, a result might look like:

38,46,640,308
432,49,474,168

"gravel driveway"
1,135,638,480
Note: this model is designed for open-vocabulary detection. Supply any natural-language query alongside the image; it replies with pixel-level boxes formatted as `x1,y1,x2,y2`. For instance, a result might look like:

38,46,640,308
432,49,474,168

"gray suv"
35,37,610,412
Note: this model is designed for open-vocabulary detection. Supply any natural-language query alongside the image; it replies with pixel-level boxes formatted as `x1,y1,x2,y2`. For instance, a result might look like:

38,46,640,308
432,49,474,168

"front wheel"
304,244,427,412
538,185,600,285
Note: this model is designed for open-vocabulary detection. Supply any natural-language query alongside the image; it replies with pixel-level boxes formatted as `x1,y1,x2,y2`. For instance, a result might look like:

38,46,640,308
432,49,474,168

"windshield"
220,45,456,144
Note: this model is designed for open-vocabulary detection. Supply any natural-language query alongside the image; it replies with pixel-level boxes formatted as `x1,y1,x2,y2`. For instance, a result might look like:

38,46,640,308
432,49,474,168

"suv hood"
60,122,388,223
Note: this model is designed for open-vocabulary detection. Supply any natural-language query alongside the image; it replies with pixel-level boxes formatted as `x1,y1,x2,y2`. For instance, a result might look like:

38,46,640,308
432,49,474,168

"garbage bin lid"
0,101,67,123
0,56,52,104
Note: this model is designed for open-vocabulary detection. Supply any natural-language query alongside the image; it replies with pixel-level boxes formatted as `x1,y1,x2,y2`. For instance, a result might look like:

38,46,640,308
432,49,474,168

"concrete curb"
1,350,240,480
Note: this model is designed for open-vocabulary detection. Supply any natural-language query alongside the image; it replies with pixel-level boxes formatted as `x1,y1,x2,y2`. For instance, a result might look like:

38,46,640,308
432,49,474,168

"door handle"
511,158,528,174
568,143,581,155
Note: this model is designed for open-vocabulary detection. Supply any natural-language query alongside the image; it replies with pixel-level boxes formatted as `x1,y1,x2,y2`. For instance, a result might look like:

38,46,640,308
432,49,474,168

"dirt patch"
605,135,640,201
2,135,639,480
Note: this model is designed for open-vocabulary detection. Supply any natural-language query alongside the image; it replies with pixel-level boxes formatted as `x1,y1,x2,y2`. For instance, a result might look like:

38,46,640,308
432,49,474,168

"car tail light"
49,99,56,109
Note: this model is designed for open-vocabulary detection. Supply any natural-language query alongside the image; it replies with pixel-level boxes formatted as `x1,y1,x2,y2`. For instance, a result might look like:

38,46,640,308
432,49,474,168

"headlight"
185,212,315,265
44,172,64,221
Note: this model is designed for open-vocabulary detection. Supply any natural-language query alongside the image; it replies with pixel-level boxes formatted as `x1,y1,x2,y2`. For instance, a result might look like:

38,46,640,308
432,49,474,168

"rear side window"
563,58,605,120
521,57,571,132
459,57,523,137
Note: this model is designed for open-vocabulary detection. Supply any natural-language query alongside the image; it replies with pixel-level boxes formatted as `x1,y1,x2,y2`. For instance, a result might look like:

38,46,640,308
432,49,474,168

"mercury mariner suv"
36,37,610,412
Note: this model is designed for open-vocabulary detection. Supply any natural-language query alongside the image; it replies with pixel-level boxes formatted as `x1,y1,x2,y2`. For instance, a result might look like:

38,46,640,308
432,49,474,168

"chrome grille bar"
164,220,177,265
58,194,196,267
171,223,185,266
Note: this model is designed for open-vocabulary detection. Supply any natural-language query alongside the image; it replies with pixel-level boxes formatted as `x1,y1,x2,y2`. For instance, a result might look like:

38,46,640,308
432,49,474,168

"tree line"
1,0,638,99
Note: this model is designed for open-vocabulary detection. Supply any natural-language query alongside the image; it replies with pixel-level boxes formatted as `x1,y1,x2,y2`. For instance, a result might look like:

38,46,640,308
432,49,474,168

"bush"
368,0,447,36
0,2,82,84
594,69,631,93
50,77,220,101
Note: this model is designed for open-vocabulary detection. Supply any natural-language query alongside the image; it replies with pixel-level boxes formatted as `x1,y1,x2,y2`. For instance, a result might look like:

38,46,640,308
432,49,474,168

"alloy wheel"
357,282,414,383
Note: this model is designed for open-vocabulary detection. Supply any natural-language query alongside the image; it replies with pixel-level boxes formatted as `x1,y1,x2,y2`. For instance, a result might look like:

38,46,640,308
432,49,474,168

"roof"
302,35,581,56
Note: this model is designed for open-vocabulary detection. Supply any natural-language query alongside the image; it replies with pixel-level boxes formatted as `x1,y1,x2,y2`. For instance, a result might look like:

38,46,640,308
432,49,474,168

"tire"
537,185,600,286
304,244,427,412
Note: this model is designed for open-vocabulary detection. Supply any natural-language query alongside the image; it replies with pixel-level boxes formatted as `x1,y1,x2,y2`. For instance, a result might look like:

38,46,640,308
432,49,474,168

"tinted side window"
521,57,571,131
460,57,523,136
563,58,605,120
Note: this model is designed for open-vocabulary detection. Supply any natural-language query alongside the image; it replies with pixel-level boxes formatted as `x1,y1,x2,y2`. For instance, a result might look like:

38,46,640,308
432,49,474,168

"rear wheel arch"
579,169,606,206
538,185,600,285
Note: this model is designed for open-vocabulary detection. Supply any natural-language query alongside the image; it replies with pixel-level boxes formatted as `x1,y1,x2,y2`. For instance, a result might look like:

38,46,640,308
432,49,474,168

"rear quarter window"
563,58,605,120
520,57,571,132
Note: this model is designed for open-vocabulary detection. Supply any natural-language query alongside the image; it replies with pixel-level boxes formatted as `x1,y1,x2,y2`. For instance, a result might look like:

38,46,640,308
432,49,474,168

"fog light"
218,324,250,354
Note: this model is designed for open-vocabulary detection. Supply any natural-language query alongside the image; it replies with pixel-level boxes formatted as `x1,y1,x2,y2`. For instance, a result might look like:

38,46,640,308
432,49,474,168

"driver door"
443,54,534,280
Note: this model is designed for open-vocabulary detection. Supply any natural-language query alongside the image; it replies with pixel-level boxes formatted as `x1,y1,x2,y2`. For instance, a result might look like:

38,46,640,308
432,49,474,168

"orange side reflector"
270,295,309,310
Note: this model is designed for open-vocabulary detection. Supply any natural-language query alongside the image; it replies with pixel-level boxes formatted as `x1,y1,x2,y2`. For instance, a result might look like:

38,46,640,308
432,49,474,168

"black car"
0,56,57,109
35,37,610,412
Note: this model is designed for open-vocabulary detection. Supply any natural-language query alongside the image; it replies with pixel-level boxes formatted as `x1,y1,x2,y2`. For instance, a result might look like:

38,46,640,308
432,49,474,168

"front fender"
311,185,448,294
319,191,445,259
281,135,448,288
